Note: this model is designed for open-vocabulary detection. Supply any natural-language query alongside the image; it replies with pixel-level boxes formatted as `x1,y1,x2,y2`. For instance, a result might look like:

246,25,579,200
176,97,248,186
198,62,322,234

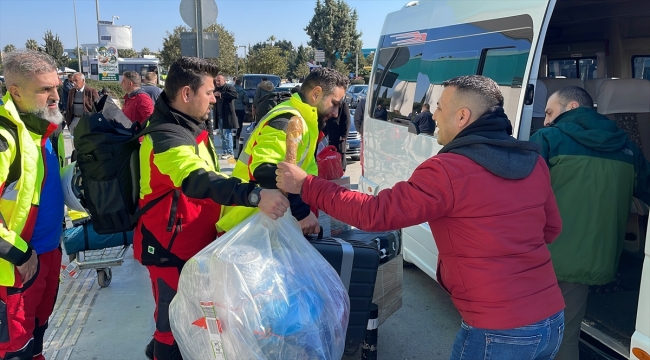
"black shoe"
145,338,154,360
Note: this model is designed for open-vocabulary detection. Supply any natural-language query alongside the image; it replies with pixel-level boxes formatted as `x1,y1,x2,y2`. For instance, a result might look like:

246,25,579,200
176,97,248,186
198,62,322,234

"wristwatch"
248,187,263,206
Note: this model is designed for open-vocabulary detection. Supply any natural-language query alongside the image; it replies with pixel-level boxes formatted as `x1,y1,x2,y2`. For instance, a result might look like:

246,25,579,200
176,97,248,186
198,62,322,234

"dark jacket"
60,79,75,111
134,92,257,265
122,88,154,125
300,107,565,330
234,85,248,111
373,106,387,120
215,83,239,129
325,102,351,152
411,109,435,134
65,86,100,126
253,81,275,110
354,97,365,135
530,107,650,285
141,83,162,103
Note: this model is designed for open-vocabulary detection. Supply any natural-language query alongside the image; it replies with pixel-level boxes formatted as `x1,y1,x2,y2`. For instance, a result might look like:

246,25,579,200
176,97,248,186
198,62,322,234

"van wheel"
97,268,112,288
351,156,361,161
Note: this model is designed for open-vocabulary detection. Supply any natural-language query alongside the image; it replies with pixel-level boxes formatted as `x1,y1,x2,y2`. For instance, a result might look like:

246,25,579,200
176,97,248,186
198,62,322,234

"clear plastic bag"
169,211,350,360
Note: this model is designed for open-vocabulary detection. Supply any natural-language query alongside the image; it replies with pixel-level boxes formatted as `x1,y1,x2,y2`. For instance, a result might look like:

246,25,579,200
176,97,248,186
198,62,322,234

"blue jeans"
219,118,233,155
450,311,564,360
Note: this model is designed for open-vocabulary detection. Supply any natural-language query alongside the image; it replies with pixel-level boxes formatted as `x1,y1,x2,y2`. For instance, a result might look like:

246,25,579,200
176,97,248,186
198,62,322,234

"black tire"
97,268,112,287
350,155,361,161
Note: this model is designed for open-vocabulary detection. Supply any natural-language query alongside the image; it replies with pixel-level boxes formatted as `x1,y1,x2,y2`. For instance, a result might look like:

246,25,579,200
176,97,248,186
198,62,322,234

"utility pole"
194,0,204,58
356,53,359,78
73,0,82,72
95,0,101,45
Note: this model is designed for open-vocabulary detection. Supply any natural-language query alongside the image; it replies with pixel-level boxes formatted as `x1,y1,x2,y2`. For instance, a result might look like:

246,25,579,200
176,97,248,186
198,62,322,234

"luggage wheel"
344,343,360,356
97,268,112,287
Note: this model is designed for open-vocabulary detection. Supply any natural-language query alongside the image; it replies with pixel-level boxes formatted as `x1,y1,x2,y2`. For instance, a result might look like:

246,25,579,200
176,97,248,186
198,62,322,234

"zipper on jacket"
166,215,183,252
166,190,180,232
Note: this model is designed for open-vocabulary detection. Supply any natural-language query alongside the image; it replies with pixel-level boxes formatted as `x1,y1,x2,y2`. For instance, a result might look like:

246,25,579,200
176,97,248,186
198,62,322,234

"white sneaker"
220,154,233,160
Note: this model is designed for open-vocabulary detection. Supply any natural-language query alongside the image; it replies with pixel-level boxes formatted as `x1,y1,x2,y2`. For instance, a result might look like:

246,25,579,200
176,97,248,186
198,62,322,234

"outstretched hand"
276,162,308,194
258,189,290,220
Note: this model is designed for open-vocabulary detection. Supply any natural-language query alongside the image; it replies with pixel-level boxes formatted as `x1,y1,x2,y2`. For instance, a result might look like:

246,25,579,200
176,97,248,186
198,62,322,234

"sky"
0,0,407,56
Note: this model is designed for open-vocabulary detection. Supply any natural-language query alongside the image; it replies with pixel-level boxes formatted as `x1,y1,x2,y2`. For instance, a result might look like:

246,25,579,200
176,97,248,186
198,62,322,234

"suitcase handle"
304,226,324,240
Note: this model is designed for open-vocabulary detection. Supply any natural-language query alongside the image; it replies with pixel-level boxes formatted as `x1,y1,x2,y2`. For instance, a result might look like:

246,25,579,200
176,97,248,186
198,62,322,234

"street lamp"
73,0,82,72
112,15,120,24
236,45,247,77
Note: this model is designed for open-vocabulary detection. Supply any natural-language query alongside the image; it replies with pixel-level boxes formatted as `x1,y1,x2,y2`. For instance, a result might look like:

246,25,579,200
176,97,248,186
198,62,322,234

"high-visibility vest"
217,93,319,231
0,92,64,286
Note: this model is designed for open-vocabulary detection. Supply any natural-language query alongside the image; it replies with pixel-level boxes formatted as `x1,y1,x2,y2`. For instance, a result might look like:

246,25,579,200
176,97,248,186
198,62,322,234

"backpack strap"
129,123,201,226
137,123,199,154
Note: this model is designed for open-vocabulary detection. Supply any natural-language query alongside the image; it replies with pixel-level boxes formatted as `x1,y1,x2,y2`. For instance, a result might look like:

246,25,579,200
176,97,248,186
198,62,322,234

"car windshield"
243,76,281,90
349,85,367,93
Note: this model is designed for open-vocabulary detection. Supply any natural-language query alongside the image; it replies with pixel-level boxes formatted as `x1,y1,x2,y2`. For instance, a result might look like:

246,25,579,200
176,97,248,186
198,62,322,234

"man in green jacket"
530,86,650,359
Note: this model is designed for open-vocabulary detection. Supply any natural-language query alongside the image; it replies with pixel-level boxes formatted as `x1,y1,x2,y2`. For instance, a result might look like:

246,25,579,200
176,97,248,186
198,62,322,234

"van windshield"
243,76,281,90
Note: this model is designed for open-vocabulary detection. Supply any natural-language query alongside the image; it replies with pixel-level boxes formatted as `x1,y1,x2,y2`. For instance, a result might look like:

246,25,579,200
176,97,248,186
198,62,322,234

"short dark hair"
123,71,141,86
442,75,504,117
165,57,220,102
554,86,593,109
300,67,349,97
235,79,241,86
422,103,430,111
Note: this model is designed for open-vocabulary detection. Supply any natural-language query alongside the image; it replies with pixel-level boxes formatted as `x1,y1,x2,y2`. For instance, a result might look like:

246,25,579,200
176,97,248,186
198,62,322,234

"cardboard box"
372,254,403,325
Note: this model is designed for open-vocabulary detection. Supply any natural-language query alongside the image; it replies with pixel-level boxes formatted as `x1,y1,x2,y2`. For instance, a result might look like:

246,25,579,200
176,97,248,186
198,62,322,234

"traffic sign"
315,49,325,62
180,0,218,30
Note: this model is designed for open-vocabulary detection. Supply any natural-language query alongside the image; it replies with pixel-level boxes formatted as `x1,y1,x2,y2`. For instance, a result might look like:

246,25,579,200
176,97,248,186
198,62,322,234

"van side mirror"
524,84,535,105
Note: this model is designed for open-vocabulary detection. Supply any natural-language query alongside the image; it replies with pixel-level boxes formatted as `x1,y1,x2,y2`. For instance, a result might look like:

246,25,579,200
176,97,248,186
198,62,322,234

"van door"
364,0,555,278
631,229,650,359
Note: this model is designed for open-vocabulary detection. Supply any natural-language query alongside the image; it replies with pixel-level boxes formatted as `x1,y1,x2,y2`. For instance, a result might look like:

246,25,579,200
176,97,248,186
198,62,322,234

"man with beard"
136,57,289,360
0,49,66,360
218,67,349,235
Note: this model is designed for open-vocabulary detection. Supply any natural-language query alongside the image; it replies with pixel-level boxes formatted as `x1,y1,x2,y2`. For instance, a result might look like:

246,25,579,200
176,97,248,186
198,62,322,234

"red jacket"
123,89,154,124
301,153,565,330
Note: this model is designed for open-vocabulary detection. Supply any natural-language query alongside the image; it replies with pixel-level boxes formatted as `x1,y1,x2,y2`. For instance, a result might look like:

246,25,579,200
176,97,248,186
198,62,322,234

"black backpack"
73,95,196,235
255,91,293,120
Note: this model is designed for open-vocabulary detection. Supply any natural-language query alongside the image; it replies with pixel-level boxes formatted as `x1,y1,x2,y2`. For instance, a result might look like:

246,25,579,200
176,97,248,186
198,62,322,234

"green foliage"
2,44,16,53
118,48,138,58
25,39,40,51
305,0,362,66
159,24,237,75
86,79,125,99
247,46,288,77
68,60,81,72
333,59,349,76
42,30,68,67
141,47,151,56
350,78,365,85
205,23,237,75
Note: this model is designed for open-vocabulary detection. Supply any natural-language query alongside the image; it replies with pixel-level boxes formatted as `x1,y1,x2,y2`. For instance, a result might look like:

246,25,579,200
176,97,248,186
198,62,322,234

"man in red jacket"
277,75,566,360
121,70,154,125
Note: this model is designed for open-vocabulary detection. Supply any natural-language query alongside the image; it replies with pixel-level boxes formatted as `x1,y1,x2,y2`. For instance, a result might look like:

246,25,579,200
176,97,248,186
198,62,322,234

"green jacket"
530,107,650,285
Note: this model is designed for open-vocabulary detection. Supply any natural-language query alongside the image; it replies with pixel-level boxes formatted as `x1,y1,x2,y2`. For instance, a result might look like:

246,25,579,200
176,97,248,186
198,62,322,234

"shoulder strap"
138,123,199,155
0,118,20,185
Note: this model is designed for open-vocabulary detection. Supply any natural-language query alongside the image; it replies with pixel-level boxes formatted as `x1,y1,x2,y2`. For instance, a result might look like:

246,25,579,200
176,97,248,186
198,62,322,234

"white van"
360,0,650,358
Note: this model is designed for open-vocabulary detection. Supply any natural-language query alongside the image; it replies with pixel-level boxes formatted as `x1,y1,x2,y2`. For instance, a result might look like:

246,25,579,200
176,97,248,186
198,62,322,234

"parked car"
274,83,301,93
346,120,361,161
345,85,368,108
241,74,281,121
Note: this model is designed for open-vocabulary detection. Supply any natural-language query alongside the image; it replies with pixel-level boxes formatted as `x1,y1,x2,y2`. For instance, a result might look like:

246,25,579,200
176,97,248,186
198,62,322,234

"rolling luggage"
307,233,380,345
337,229,401,263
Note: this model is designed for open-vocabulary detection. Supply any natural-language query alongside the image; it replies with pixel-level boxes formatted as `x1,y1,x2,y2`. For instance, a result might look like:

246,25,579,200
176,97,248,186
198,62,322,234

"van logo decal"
390,31,428,46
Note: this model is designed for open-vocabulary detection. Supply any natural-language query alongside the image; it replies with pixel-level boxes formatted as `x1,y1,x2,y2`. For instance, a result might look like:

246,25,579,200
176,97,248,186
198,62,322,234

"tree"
141,47,152,56
160,25,187,67
2,44,16,53
42,30,68,67
118,48,138,58
159,24,237,74
305,0,362,67
205,23,237,75
25,39,40,51
333,59,349,77
247,46,288,77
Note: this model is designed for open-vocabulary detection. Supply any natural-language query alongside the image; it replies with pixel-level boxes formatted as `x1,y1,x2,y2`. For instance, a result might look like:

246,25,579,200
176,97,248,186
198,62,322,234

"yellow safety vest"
0,92,65,286
217,93,319,231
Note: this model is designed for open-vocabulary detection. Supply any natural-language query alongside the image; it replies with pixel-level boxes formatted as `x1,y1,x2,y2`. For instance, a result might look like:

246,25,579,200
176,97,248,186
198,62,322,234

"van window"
548,58,597,81
370,15,534,122
633,56,650,80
